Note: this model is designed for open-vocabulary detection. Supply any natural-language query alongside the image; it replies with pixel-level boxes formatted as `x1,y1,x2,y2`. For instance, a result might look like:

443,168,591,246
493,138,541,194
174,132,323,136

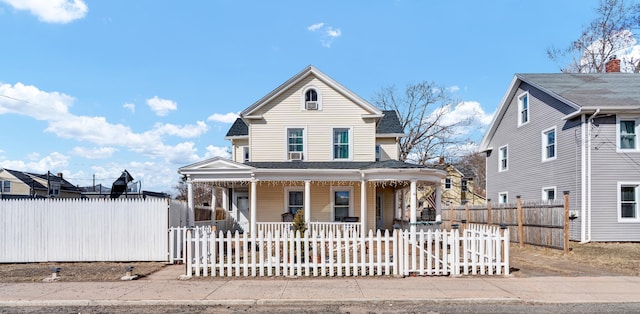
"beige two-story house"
178,66,446,235
0,168,82,199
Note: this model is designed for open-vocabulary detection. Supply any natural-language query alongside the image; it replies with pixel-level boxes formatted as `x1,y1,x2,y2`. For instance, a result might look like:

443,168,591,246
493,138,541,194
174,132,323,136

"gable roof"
0,168,81,192
225,118,248,138
240,65,382,118
480,73,640,150
377,110,404,135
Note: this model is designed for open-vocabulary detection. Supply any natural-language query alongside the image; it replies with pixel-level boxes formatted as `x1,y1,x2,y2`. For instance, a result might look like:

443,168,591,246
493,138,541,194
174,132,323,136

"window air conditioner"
289,152,303,161
305,101,318,110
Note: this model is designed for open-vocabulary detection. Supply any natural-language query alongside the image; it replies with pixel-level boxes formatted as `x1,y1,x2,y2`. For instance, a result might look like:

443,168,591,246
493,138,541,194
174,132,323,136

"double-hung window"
1,180,10,193
333,128,350,160
287,128,304,160
518,92,529,126
461,179,468,192
542,127,556,161
444,177,452,189
619,183,640,222
331,187,352,222
499,145,508,172
498,192,508,204
285,188,304,215
618,118,638,151
542,186,556,202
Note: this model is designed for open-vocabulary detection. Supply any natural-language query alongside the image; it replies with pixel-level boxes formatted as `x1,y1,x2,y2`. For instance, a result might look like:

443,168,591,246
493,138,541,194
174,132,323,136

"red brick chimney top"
606,57,621,73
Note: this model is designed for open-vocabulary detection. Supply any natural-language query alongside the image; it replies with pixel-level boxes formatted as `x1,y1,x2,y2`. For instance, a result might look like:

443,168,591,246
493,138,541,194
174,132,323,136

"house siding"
255,182,376,230
232,139,248,163
249,76,376,162
376,138,398,161
486,82,583,239
589,115,640,241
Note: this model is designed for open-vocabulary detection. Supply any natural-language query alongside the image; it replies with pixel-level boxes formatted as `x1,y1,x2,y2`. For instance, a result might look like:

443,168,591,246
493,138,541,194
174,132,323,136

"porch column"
187,176,194,227
435,183,442,222
250,178,257,237
304,180,311,224
410,180,417,233
395,190,401,220
360,179,367,234
221,188,228,211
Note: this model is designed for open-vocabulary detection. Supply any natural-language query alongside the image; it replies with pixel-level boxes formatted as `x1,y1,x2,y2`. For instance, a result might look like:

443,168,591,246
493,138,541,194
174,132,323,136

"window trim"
301,86,322,111
517,92,530,127
1,180,10,193
332,127,352,161
444,177,452,190
284,186,304,215
541,126,557,162
330,186,353,222
618,182,640,223
498,192,508,204
498,144,508,172
542,186,556,202
286,126,306,161
616,116,640,152
242,146,249,163
461,179,468,192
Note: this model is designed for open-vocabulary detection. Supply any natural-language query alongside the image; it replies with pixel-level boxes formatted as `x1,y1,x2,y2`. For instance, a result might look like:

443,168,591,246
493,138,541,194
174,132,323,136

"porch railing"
256,222,360,237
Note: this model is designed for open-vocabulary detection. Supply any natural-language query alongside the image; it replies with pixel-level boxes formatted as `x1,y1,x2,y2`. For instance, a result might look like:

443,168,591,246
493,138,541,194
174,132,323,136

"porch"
178,158,447,236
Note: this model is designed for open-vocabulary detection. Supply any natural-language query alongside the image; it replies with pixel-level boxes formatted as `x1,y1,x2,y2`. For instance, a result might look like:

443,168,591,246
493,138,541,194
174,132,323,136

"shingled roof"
376,110,404,135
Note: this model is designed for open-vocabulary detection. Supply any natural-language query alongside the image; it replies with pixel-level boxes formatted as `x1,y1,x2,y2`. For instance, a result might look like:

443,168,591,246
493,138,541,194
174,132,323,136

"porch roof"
179,157,446,184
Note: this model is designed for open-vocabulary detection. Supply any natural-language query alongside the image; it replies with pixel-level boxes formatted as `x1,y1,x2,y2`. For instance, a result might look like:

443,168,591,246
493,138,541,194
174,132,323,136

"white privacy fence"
0,198,169,262
170,224,509,277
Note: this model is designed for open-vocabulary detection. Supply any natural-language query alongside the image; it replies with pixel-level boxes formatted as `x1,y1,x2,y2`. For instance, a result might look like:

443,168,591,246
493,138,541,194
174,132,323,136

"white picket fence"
0,198,170,262
170,224,509,277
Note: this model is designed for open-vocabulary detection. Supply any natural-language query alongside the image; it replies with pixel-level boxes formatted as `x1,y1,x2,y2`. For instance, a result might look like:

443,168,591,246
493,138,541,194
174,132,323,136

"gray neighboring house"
480,66,640,242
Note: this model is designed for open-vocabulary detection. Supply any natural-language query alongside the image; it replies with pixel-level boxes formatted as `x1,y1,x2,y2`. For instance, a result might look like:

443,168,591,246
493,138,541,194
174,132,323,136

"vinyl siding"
249,76,376,162
485,82,583,238
232,139,248,163
376,138,398,161
254,182,376,229
589,115,640,241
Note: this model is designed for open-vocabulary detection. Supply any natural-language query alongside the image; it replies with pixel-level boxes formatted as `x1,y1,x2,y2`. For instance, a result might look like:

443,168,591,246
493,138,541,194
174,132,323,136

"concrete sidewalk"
0,265,639,307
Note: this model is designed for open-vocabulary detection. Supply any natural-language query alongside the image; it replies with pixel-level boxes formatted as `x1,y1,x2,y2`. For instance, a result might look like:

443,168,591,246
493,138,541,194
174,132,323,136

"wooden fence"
441,193,570,253
0,198,170,262
170,224,509,278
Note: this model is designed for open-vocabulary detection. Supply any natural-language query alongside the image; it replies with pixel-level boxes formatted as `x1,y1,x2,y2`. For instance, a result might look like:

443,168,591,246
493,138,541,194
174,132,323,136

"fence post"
563,191,570,255
500,223,509,276
487,199,492,226
516,195,524,248
186,228,192,277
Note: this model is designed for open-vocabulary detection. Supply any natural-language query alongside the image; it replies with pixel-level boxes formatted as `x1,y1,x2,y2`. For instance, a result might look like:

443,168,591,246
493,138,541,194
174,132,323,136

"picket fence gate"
168,224,509,277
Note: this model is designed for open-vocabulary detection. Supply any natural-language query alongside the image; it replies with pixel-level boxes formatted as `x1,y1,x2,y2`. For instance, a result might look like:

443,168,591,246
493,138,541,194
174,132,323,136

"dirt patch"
509,242,640,277
0,262,167,283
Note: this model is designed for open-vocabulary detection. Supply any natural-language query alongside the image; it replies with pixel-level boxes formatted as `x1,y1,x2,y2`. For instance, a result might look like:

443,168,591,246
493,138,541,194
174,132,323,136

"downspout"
582,108,600,243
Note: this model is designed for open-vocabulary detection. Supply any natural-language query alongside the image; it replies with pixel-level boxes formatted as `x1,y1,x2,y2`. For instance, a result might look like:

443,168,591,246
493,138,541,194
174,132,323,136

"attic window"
302,87,321,111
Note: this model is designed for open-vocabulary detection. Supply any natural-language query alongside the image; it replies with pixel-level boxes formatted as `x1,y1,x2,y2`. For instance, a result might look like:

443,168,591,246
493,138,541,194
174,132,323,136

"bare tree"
372,81,473,165
458,151,486,198
547,0,640,73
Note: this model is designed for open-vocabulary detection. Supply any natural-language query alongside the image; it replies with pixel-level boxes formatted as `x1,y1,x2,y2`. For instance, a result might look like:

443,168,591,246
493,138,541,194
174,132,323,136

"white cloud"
205,145,230,159
307,22,342,48
146,96,177,116
427,101,493,140
0,151,69,173
207,112,238,123
151,121,208,138
0,82,72,119
307,22,324,31
446,86,460,93
71,146,117,159
1,0,88,23
123,102,135,113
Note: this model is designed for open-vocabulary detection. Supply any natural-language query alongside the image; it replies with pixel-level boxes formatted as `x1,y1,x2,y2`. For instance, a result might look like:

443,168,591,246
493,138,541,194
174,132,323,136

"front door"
376,194,384,230
234,189,249,233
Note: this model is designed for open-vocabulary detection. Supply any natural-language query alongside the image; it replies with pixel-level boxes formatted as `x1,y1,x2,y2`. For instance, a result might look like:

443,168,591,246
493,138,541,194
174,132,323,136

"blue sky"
0,0,623,193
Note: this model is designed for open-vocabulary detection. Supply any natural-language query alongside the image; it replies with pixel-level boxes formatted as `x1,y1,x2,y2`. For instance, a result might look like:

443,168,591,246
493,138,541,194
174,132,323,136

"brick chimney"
605,57,621,73
57,172,63,179
439,156,445,165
